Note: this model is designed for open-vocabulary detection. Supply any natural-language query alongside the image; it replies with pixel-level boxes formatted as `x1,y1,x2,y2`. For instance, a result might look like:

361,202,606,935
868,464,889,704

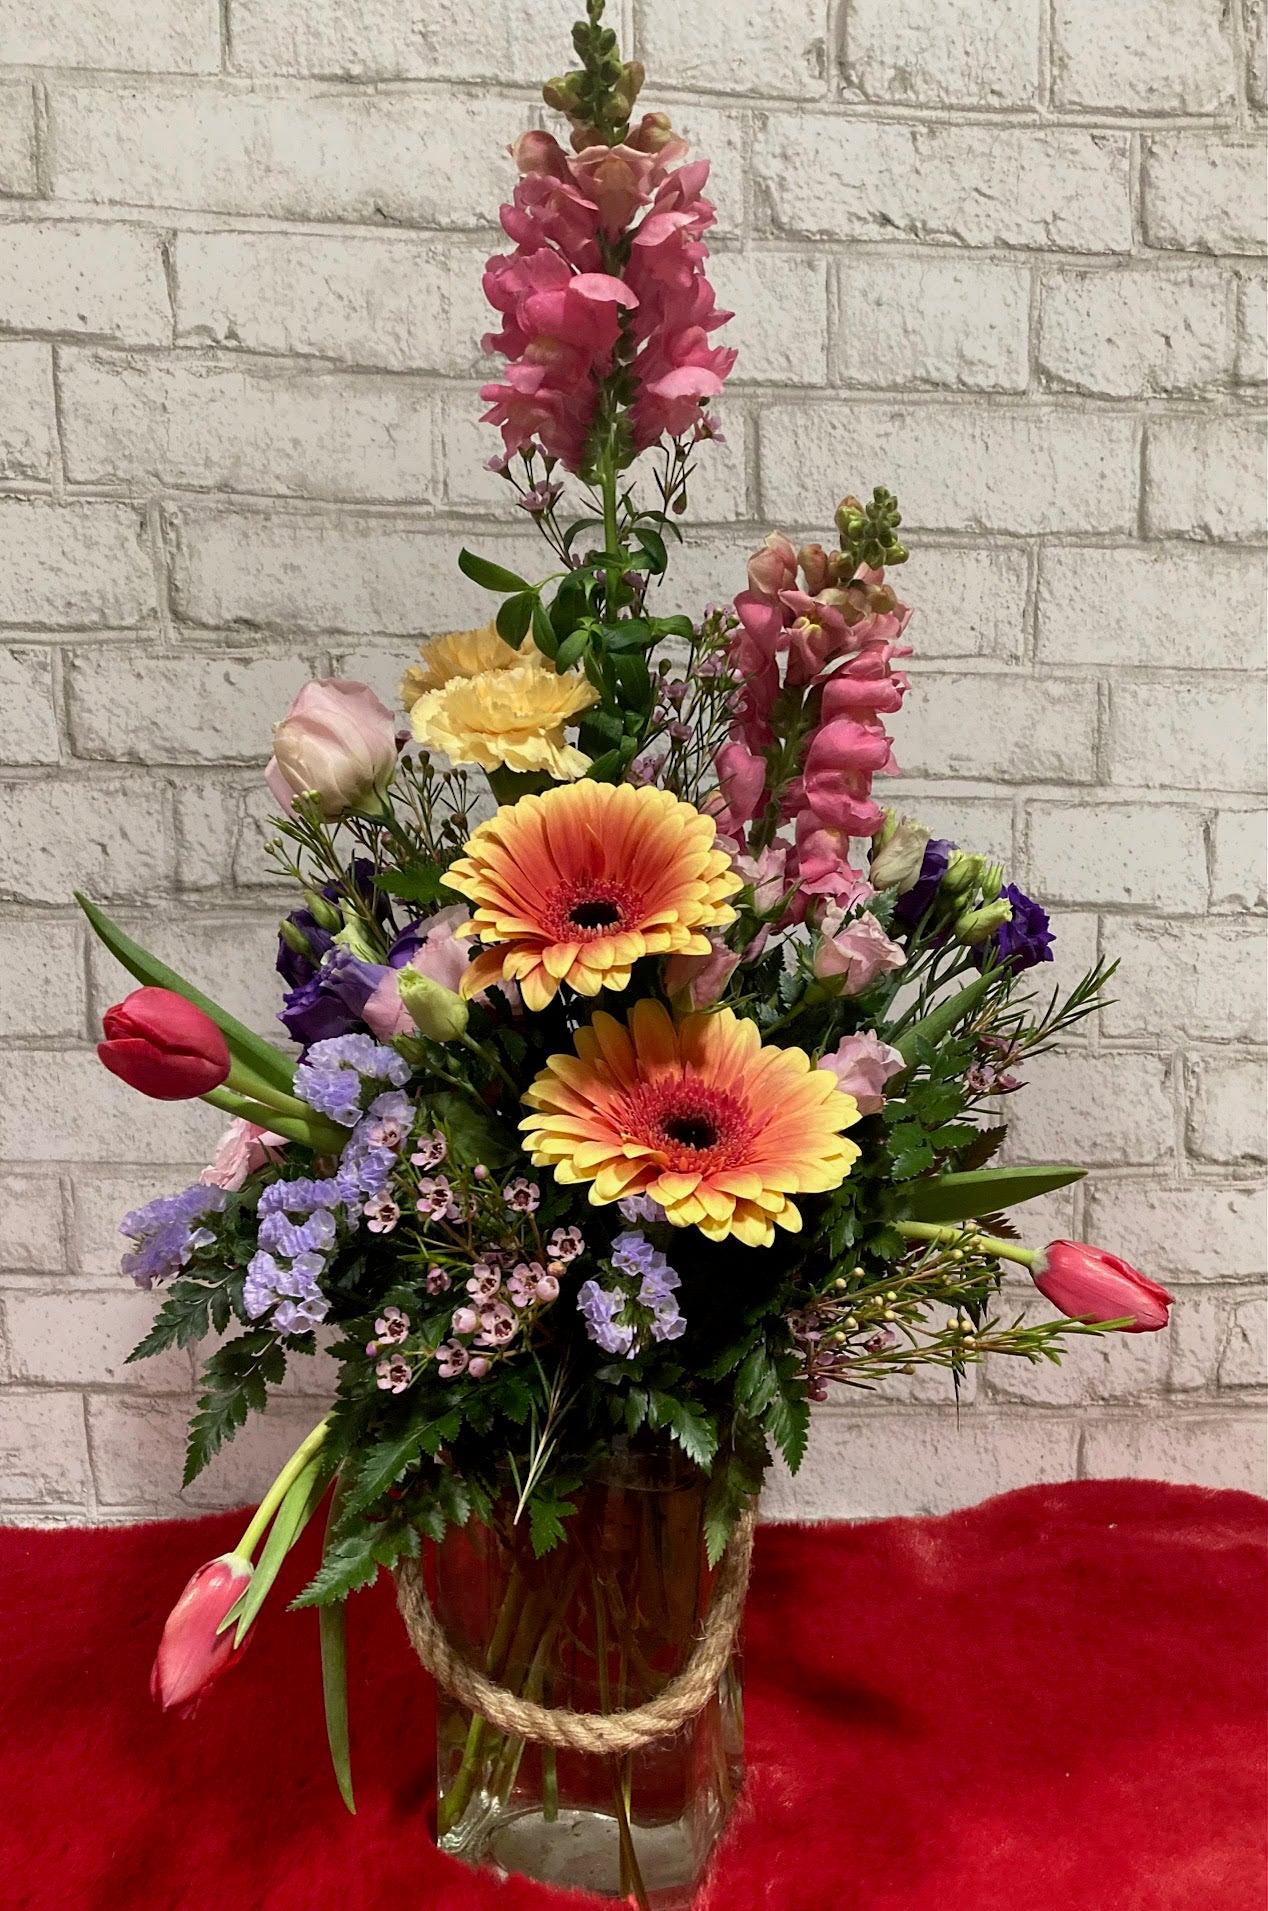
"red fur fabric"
2,1480,1264,1911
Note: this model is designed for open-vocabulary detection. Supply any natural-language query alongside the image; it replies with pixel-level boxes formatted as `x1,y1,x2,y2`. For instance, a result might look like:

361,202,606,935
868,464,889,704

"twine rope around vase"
395,1505,755,1756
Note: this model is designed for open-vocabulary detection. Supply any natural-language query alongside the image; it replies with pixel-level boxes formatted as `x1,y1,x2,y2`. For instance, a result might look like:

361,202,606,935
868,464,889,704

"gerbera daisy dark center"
622,1081,754,1174
664,1114,718,1149
546,877,643,943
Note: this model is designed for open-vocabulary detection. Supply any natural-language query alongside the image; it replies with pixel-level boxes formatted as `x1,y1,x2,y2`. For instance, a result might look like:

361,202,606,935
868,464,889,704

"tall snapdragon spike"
478,3,734,476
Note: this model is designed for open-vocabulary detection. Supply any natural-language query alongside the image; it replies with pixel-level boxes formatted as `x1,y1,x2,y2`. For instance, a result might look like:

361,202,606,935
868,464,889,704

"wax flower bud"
397,967,469,1044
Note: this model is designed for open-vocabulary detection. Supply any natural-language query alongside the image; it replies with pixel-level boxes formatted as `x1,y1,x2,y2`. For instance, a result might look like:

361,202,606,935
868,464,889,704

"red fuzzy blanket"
2,1480,1264,1911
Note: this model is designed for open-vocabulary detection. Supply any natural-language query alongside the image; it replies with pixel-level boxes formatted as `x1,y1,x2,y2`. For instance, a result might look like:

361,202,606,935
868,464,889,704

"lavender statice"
579,1233,686,1356
244,1246,329,1335
612,1231,686,1344
577,1279,637,1358
294,1033,411,1127
120,1184,227,1289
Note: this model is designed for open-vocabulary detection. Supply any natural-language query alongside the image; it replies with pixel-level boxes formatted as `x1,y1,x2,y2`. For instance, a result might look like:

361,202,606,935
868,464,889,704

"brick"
1211,809,1266,912
754,118,1131,253
0,221,170,346
0,82,38,197
0,645,59,764
174,231,491,375
1001,1051,1175,1168
170,776,252,892
1083,1183,1266,1285
1168,1288,1226,1392
0,341,56,484
1220,1300,1266,1387
0,1052,221,1163
4,1290,189,1389
89,914,289,1040
762,1410,1079,1520
640,0,827,98
707,252,828,386
897,547,1028,663
839,256,1030,393
985,1301,1168,1405
66,650,311,766
0,500,155,629
0,775,169,904
1026,802,1207,912
1039,268,1230,399
899,673,1096,782
1052,0,1235,111
0,1174,65,1272
1145,416,1268,543
1250,0,1268,110
1080,1413,1266,1493
883,793,1016,865
59,351,439,505
72,1167,208,1278
48,84,517,228
1037,546,1266,671
842,0,1040,106
1236,272,1268,385
0,1392,89,1507
1103,919,1267,1044
1186,1056,1267,1167
232,0,578,82
0,0,219,71
659,107,747,241
170,507,537,635
1142,137,1268,255
0,920,85,1039
761,405,1136,535
87,1393,323,1509
1111,681,1265,795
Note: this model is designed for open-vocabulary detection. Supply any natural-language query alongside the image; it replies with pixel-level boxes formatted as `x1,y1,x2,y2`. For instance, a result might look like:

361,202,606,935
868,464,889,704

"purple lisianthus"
893,838,955,929
973,884,1055,972
276,861,387,989
279,948,388,1049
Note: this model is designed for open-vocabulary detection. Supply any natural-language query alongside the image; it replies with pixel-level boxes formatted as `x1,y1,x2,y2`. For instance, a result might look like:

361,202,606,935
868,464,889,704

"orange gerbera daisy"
521,1000,862,1248
444,783,742,1012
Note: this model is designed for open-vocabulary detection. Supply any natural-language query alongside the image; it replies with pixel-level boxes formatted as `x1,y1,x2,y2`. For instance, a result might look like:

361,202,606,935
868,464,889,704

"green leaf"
664,1398,718,1469
530,596,559,659
735,1347,779,1417
341,1411,459,1517
185,1331,287,1485
228,1455,329,1646
634,528,667,575
554,626,591,671
373,865,446,907
893,973,994,1068
127,1279,220,1361
293,1519,418,1606
496,590,535,645
903,1164,1086,1223
319,1597,355,1814
764,1392,811,1474
887,1122,935,1182
75,894,296,1095
427,1090,518,1169
649,613,695,641
601,619,655,653
528,1494,576,1558
458,548,531,593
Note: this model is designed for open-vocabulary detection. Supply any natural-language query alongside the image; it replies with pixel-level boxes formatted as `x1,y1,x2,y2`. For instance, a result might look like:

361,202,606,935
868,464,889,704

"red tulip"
1033,1240,1173,1333
98,987,231,1100
151,1552,253,1717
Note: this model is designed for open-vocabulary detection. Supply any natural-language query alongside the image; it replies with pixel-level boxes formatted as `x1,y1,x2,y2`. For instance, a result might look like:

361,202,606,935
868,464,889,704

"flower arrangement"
79,1,1171,1854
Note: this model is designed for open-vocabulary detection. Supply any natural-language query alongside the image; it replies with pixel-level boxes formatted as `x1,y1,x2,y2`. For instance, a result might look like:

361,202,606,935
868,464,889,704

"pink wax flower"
151,1553,253,1718
664,933,740,1009
813,913,906,995
817,1032,906,1115
199,1119,287,1192
265,679,398,821
1033,1242,1173,1333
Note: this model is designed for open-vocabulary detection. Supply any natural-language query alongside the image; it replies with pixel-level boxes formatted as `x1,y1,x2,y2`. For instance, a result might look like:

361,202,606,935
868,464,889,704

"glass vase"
424,1446,745,1907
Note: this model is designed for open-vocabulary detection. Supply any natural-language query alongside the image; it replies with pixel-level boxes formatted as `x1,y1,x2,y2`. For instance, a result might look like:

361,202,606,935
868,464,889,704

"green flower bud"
869,812,931,893
980,861,1006,903
302,889,342,932
939,850,988,906
279,918,317,960
397,967,469,1044
332,916,380,963
953,898,1013,946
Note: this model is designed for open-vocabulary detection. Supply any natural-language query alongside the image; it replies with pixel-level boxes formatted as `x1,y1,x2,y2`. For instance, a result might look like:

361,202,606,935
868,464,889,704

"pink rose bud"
150,1552,253,1718
813,913,906,996
265,678,399,821
1033,1241,1174,1333
817,1031,906,1115
664,935,740,1010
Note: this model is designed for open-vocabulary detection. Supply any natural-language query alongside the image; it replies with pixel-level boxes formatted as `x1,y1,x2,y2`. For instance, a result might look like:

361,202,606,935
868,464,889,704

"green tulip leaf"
903,1165,1085,1224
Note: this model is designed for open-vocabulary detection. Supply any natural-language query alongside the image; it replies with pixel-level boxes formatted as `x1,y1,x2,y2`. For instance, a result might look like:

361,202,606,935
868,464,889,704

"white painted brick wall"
0,2,1263,1527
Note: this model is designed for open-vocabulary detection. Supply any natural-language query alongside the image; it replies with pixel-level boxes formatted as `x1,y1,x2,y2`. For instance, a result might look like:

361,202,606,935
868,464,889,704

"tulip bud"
98,987,231,1101
151,1552,253,1717
1033,1241,1173,1333
953,898,1013,946
397,967,469,1043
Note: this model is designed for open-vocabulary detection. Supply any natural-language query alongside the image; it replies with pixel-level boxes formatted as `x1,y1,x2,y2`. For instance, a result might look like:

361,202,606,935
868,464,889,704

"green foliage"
185,1331,289,1485
903,1164,1086,1223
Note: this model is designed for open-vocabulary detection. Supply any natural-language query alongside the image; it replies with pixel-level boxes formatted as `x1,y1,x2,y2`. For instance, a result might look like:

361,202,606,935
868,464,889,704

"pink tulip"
817,1031,906,1115
151,1552,253,1717
199,1118,287,1191
266,679,398,821
1033,1242,1174,1333
664,935,740,1009
813,913,906,995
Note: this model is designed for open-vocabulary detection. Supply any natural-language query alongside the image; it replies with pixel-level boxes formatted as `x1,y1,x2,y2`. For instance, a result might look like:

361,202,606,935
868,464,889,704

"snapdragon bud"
397,967,469,1044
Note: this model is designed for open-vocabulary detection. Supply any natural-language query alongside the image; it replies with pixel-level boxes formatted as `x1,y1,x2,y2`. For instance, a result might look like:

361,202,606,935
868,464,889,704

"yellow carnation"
409,661,599,780
399,623,544,713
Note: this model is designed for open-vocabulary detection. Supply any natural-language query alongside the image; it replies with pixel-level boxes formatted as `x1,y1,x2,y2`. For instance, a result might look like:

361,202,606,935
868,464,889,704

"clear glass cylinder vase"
423,1446,744,1907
